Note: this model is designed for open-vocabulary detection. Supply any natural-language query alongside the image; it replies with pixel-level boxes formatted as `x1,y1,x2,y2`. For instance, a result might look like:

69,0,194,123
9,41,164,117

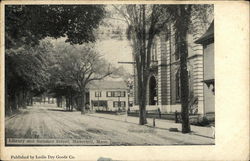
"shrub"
197,116,210,126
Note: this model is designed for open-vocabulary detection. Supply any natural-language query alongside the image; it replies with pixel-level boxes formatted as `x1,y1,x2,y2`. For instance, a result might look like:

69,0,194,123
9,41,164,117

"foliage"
54,43,112,88
5,39,55,113
5,5,106,113
112,4,173,125
50,42,113,113
6,40,53,96
165,5,213,133
5,5,106,49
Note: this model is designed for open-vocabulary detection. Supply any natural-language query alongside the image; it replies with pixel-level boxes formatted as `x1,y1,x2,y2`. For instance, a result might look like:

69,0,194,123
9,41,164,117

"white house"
87,80,129,111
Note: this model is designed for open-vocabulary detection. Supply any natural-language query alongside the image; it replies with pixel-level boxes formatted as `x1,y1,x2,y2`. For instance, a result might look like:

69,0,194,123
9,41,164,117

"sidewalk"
88,113,215,139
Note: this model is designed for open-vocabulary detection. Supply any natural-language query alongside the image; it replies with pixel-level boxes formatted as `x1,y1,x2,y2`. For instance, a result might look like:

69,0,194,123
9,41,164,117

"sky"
50,37,133,73
49,6,134,80
95,39,133,74
95,5,134,75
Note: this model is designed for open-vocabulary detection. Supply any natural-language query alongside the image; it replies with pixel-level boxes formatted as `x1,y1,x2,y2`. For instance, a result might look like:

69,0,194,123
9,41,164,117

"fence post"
153,117,156,127
175,110,178,123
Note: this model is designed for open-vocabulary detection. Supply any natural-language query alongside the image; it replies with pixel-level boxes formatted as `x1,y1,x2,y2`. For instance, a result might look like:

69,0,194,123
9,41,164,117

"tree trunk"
138,5,148,125
70,92,73,111
138,81,147,125
31,96,33,106
17,91,21,108
56,97,60,107
59,97,62,107
10,92,18,111
66,96,69,111
23,90,27,108
6,94,10,114
80,89,86,114
176,6,191,133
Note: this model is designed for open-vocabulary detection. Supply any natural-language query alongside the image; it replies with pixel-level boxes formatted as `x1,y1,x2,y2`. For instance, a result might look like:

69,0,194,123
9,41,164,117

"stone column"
190,16,206,115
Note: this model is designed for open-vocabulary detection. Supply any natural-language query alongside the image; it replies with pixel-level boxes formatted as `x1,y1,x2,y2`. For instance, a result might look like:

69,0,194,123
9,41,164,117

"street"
5,104,214,145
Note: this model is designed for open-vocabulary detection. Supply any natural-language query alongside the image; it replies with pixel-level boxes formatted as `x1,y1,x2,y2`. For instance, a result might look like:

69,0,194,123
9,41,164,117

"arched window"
151,42,157,62
174,35,180,60
149,76,157,105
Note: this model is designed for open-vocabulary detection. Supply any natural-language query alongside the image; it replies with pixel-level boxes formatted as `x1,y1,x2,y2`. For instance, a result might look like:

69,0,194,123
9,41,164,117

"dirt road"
5,104,214,145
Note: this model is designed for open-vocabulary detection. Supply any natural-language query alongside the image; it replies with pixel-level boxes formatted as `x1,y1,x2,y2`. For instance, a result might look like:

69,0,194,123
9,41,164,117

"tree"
5,5,106,114
166,4,213,133
53,43,112,114
112,4,213,129
5,5,106,49
5,40,53,113
172,5,192,133
113,5,171,125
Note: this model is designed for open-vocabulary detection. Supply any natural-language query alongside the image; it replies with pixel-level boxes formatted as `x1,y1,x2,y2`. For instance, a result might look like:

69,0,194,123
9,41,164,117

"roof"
195,20,214,44
87,80,128,90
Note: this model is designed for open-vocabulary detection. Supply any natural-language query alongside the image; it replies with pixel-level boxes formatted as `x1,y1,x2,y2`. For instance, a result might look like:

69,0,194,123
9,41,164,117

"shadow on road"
47,109,76,112
88,114,214,140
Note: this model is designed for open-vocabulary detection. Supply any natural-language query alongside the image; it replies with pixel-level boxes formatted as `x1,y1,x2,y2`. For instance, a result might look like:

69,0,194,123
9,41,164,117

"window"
120,101,126,107
120,91,126,97
151,43,158,64
106,91,112,97
114,91,121,97
113,101,126,107
113,101,119,107
151,44,155,61
92,100,107,107
106,91,126,97
95,91,101,97
174,36,180,60
154,43,157,61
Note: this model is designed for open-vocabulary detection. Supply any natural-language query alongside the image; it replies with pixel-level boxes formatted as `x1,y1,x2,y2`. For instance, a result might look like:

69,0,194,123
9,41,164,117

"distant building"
132,17,214,115
86,80,129,111
195,20,215,114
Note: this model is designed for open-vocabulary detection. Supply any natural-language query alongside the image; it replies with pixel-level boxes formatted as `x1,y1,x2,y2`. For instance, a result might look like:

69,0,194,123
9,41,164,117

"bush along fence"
95,110,126,115
94,109,214,127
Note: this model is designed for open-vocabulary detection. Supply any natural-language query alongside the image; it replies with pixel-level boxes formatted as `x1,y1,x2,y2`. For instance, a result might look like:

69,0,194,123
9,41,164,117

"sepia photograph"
1,0,249,160
4,4,216,146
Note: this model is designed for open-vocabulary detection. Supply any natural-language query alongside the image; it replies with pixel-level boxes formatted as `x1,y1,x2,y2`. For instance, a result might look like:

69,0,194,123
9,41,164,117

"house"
195,20,215,114
132,17,214,116
86,80,129,111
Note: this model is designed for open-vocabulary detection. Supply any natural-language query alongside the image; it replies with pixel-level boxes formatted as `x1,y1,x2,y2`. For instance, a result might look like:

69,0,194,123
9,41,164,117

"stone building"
195,21,215,114
132,18,214,116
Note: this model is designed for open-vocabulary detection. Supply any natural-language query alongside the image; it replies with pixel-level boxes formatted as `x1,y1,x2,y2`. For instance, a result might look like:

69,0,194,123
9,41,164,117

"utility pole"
118,61,135,122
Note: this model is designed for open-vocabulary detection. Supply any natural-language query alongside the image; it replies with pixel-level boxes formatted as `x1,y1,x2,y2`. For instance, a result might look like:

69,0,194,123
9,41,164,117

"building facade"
132,18,214,115
195,21,215,114
87,81,129,111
